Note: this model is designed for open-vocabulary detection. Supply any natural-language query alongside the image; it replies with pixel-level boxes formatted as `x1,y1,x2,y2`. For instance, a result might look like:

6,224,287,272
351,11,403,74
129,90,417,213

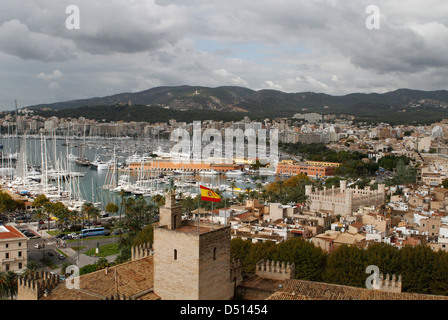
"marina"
0,134,277,214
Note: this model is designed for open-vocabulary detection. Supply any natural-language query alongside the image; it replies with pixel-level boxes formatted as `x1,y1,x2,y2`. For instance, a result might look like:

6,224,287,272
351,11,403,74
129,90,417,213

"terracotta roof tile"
0,225,27,240
42,256,154,300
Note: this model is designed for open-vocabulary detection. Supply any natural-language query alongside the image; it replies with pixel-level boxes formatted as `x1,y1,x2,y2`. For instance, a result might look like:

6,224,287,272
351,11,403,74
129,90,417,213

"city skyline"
0,1,447,109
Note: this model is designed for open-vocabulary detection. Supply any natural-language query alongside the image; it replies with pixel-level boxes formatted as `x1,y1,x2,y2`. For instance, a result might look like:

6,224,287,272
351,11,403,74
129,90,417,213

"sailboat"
75,124,91,166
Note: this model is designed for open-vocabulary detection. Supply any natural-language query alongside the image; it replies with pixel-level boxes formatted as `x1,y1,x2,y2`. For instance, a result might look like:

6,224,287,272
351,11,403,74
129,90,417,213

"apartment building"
0,225,28,273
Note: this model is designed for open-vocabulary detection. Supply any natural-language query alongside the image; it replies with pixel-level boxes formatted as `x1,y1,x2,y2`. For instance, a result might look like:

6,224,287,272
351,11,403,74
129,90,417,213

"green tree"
400,245,435,294
0,191,16,215
61,262,72,276
96,257,111,271
181,196,196,219
105,203,119,215
273,238,327,281
429,250,448,296
23,261,39,278
442,179,448,189
324,245,367,288
324,176,341,189
229,181,237,198
0,271,18,300
82,202,100,226
133,225,154,247
123,197,157,232
32,194,50,208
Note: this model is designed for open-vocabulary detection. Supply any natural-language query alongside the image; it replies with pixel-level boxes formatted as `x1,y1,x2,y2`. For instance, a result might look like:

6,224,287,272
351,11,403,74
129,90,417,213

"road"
11,220,118,276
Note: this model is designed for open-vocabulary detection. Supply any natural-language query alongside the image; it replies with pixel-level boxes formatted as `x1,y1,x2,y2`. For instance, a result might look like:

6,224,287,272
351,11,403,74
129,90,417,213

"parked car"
23,231,35,237
93,221,102,226
47,251,54,256
34,244,43,249
58,254,65,260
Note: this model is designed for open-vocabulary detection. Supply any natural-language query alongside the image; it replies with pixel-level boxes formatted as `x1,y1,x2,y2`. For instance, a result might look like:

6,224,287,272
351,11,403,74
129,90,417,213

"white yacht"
225,170,245,176
199,169,219,175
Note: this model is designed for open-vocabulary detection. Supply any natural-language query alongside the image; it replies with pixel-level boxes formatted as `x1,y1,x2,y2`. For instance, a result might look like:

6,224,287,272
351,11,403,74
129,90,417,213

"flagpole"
211,200,214,231
197,184,200,235
225,195,227,226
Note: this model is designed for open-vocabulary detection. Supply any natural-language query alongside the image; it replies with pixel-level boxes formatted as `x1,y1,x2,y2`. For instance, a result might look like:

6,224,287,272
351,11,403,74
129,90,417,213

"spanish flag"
200,185,221,202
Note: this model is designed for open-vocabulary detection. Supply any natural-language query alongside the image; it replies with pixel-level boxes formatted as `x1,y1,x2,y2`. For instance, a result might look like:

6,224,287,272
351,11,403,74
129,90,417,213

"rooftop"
168,220,229,235
270,279,448,300
0,225,27,240
42,256,157,300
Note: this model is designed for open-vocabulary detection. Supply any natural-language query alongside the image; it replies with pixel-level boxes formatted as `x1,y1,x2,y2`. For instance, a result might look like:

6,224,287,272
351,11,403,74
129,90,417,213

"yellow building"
305,161,342,167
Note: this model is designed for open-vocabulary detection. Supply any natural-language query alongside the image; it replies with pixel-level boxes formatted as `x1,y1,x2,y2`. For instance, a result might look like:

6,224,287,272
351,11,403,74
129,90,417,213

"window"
18,251,22,257
5,264,9,271
5,253,9,259
18,263,22,269
213,248,217,260
18,242,21,247
5,243,8,248
174,249,177,260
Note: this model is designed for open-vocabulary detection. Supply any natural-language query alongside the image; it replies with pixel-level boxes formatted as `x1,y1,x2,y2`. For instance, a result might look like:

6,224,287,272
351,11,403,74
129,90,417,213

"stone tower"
153,192,237,300
158,191,182,230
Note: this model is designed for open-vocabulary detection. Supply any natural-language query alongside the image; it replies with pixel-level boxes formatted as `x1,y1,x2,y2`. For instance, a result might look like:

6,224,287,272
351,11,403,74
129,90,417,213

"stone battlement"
256,260,295,281
18,271,60,300
305,180,386,216
131,242,153,261
373,273,402,293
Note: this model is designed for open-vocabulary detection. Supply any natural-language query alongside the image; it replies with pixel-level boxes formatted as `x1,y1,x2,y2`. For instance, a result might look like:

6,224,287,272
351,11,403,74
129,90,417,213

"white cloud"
37,70,63,81
263,80,284,91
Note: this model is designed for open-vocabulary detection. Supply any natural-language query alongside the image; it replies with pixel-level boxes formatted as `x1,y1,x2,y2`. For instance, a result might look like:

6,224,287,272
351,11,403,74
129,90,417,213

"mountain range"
26,85,448,124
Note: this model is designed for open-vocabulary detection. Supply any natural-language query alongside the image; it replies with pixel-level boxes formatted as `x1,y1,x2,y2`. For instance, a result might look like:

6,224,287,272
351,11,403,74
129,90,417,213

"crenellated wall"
306,181,386,216
373,273,402,293
17,271,60,300
131,242,153,261
255,260,295,281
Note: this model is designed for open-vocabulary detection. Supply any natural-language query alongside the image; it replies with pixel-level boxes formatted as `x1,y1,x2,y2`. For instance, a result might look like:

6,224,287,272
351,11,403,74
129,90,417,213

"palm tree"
61,262,72,276
82,202,95,228
0,271,18,300
43,202,54,230
244,187,251,199
0,271,7,299
255,182,263,198
23,261,39,278
230,181,237,198
96,257,111,271
181,196,196,219
31,207,46,223
52,202,70,231
90,206,101,224
68,210,82,230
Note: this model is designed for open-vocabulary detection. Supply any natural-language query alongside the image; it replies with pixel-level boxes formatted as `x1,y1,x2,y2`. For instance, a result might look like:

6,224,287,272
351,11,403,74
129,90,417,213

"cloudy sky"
0,0,447,110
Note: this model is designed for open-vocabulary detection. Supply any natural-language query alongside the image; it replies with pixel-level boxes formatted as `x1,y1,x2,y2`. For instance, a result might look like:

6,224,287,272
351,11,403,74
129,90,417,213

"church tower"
153,191,235,300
